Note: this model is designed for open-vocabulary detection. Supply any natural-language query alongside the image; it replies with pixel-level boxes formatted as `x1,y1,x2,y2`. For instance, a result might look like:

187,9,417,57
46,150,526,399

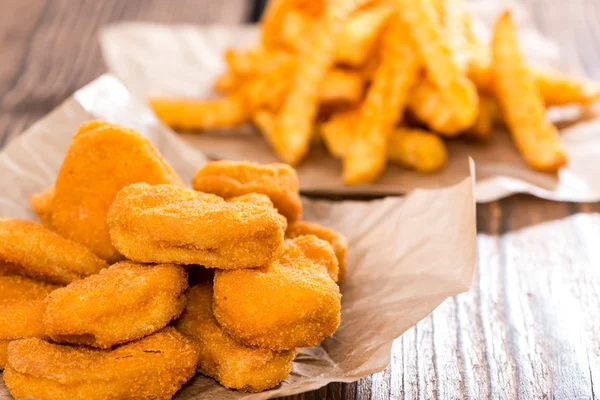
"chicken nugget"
29,186,54,229
175,283,296,392
0,219,108,285
214,236,341,350
52,121,184,263
108,183,285,269
192,161,302,222
3,327,200,400
0,276,59,369
286,221,348,283
43,262,187,349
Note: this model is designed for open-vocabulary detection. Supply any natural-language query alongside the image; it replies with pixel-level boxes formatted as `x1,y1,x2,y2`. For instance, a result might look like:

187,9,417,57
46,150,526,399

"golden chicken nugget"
108,183,285,269
192,160,302,222
286,222,348,283
396,0,478,128
0,219,108,285
272,0,368,165
344,17,421,184
3,327,200,400
388,128,448,172
175,283,296,392
44,262,187,349
149,95,249,131
214,236,341,350
492,11,567,172
335,2,394,67
0,276,59,369
52,122,183,263
29,185,54,229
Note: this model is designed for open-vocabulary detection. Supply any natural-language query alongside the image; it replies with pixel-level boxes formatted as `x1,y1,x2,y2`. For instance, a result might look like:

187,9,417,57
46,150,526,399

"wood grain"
0,0,599,399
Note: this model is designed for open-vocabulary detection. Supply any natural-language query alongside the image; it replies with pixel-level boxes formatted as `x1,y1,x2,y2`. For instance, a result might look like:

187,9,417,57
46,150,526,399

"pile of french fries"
149,0,600,184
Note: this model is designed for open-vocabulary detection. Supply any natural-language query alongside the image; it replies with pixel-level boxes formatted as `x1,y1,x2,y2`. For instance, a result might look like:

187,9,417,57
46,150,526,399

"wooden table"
1,1,599,399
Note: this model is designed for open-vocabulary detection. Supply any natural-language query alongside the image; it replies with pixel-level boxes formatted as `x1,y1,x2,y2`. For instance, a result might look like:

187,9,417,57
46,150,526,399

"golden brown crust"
286,221,348,283
108,183,286,269
191,161,302,223
44,262,187,349
0,276,59,345
213,236,341,350
175,283,295,392
3,328,200,400
0,219,108,284
52,122,184,263
0,339,9,370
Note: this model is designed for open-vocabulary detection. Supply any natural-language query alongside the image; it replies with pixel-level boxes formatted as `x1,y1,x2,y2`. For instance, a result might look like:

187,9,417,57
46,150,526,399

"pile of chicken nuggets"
0,121,348,398
150,0,600,184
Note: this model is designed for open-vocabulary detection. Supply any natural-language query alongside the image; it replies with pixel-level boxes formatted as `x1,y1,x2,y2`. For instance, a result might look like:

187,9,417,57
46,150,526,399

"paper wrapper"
0,75,476,399
99,2,600,203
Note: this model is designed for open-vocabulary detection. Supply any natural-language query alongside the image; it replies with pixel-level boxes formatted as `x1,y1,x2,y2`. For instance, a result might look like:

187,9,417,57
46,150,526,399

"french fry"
533,67,600,106
320,108,360,158
408,80,461,135
148,95,249,130
492,11,566,172
280,10,313,52
465,94,500,139
335,2,395,67
225,48,294,78
440,0,478,71
260,0,295,48
470,55,600,106
272,0,369,165
396,0,478,128
213,70,237,93
251,110,277,144
388,128,448,172
320,70,364,104
343,17,421,184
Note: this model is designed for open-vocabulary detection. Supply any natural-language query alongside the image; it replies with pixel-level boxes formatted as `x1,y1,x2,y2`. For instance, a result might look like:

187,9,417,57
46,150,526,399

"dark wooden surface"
1,1,600,399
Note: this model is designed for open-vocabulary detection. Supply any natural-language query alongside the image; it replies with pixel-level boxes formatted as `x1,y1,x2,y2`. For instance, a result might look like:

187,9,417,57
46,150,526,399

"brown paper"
99,3,600,203
0,75,475,399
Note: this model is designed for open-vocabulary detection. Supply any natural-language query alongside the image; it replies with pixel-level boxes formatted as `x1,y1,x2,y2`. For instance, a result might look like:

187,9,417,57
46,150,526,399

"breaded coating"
228,193,288,231
286,221,348,283
29,186,54,229
108,183,286,269
3,327,200,400
214,236,341,350
175,283,296,392
0,276,59,369
192,161,302,222
43,261,187,349
52,121,184,263
0,219,108,285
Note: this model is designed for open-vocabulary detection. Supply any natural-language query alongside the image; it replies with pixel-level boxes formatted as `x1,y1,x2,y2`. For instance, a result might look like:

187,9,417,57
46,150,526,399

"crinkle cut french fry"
343,17,421,184
320,108,360,158
492,11,566,172
260,0,295,48
469,55,600,106
533,67,600,106
335,2,395,67
280,10,313,52
320,70,364,104
252,110,277,145
396,0,478,129
272,0,370,165
388,128,448,172
408,80,461,135
148,96,249,130
213,70,237,93
440,0,478,71
225,48,294,78
465,94,500,139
